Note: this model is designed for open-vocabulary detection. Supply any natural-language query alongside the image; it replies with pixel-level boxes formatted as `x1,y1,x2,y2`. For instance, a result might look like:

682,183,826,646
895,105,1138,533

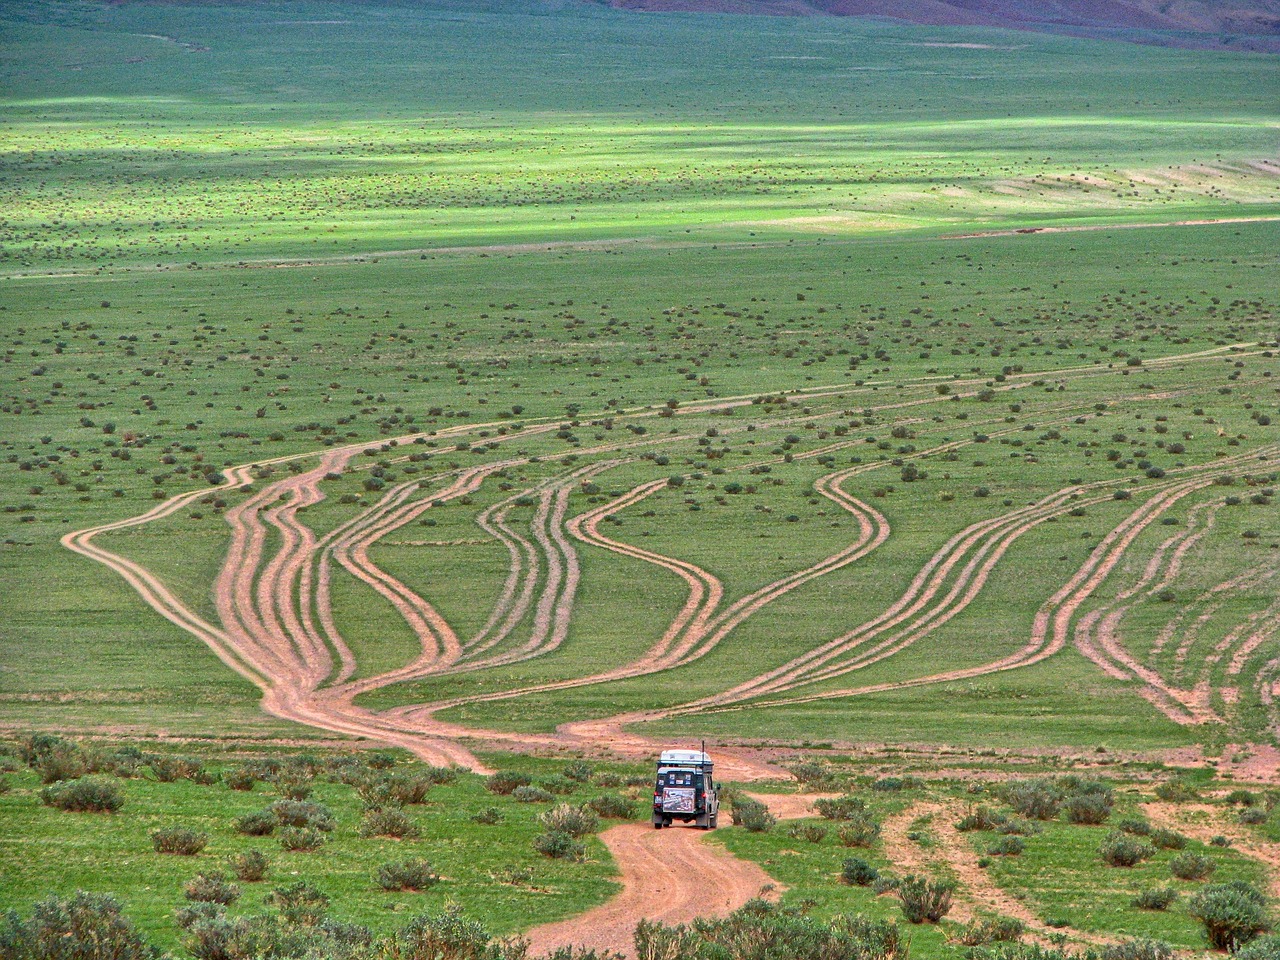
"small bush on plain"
485,771,532,795
1132,887,1178,911
40,777,123,813
0,891,158,960
151,827,208,856
277,826,326,852
534,830,586,861
1187,881,1271,951
1169,851,1216,881
1099,832,1155,867
375,858,440,892
183,873,240,905
841,857,879,886
896,875,955,923
359,808,420,839
229,850,269,882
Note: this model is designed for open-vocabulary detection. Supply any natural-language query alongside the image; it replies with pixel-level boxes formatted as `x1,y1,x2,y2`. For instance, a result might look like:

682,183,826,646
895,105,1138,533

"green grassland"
2,1,1279,776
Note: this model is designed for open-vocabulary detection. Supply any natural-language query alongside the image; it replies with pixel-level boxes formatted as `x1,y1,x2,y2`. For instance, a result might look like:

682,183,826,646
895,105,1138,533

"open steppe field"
2,1,1279,956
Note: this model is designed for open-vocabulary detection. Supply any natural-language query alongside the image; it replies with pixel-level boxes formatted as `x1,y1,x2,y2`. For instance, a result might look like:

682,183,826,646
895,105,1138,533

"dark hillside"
603,0,1280,51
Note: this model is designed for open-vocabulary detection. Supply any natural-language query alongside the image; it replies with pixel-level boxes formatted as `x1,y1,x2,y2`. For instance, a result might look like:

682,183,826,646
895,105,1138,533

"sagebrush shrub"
1132,887,1178,911
277,826,326,852
1099,831,1155,867
1169,851,1216,881
587,794,635,819
471,806,504,825
731,799,776,833
841,857,879,886
265,881,329,925
0,891,157,960
1154,779,1200,802
539,803,599,837
183,873,240,905
40,777,123,813
1240,807,1269,825
269,800,334,831
787,823,828,844
513,785,554,803
534,830,585,861
229,850,269,882
1116,818,1152,836
375,859,440,892
224,768,256,792
359,808,419,839
1187,882,1270,951
956,806,1007,832
152,827,208,856
987,836,1025,857
814,795,867,821
537,774,578,796
234,811,277,836
1064,792,1113,825
999,780,1062,821
1099,938,1174,960
484,771,532,795
1149,828,1187,850
949,916,1025,946
837,814,881,848
1234,933,1280,960
562,760,594,783
896,875,955,923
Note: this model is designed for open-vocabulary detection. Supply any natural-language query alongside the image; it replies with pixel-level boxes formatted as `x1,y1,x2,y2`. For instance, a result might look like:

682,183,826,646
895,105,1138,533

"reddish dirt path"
524,792,814,959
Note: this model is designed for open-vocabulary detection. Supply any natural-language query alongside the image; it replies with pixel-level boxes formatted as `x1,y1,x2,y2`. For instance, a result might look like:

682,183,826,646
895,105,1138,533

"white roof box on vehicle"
659,749,712,766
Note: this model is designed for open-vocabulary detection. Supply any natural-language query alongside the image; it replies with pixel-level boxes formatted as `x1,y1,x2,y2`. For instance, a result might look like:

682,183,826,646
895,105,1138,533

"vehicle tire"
709,814,718,829
654,821,662,829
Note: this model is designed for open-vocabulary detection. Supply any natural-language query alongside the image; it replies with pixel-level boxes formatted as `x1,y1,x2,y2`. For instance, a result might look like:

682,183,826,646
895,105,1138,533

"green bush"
1149,828,1187,850
1099,938,1174,960
269,800,335,831
183,873,240,905
1064,792,1113,825
957,806,1007,832
39,777,123,813
731,798,776,833
987,836,1025,857
1117,818,1152,836
1240,808,1269,826
277,826,326,852
539,803,599,837
537,774,578,796
1225,790,1260,807
840,857,880,886
562,760,594,783
534,830,585,861
1169,851,1216,881
375,858,441,892
1099,831,1155,867
1132,887,1178,911
151,827,208,856
471,806,505,825
513,785,555,803
1187,882,1271,951
999,780,1062,821
484,771,532,795
34,742,88,784
359,808,420,839
837,814,882,848
233,811,277,836
224,768,257,792
1154,779,1200,803
146,755,206,784
265,881,330,926
814,794,868,821
871,776,922,792
950,916,1025,945
229,850,269,883
587,794,636,819
896,875,955,923
787,823,828,844
0,891,158,960
1234,933,1280,960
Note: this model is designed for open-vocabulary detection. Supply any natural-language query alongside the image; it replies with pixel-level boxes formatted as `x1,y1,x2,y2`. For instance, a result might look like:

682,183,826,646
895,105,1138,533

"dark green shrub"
1225,790,1259,807
375,859,440,892
34,742,87,784
871,776,922,792
394,907,497,959
422,765,458,786
814,794,867,821
841,857,879,886
1064,792,1113,825
146,755,205,783
1099,831,1155,867
40,777,123,813
229,850,269,883
183,873,240,905
224,768,256,792
273,776,312,801
996,818,1042,837
538,774,578,796
359,808,420,839
265,881,329,926
0,891,158,960
1099,938,1174,960
1241,808,1269,826
1170,851,1216,881
1155,779,1200,802
1187,882,1270,951
950,916,1025,945
837,814,882,848
896,875,955,923
513,785,554,803
1211,835,1232,848
539,803,599,837
999,780,1062,820
957,806,1007,832
587,794,635,819
471,806,505,825
987,836,1025,857
1234,933,1280,960
269,800,334,832
534,830,585,861
379,773,433,806
233,811,277,836
1117,818,1152,836
562,760,594,782
151,827,207,856
484,771,532,795
1132,887,1178,911
277,826,326,852
731,798,776,833
787,823,828,844
872,874,901,895
1150,828,1187,850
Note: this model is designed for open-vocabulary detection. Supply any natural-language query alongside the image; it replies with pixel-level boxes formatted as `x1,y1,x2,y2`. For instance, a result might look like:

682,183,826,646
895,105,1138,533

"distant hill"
600,0,1280,51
